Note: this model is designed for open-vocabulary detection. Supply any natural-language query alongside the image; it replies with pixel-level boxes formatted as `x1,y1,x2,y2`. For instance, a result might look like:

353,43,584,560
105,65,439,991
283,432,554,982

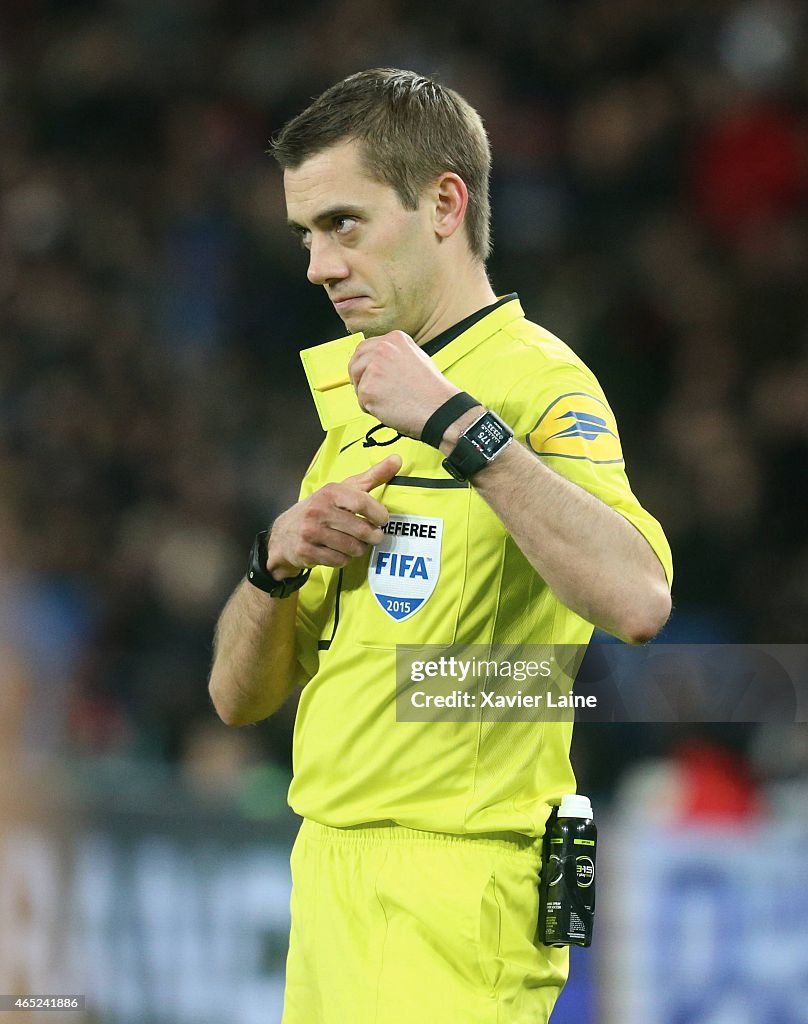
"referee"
209,69,672,1024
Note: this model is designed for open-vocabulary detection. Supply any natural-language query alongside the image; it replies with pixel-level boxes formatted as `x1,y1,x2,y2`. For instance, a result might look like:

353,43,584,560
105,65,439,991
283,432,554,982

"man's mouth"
332,296,367,312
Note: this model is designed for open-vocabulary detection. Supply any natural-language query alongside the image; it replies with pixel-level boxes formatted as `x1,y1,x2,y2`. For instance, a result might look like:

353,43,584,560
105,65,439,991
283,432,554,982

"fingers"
295,510,386,568
299,507,384,555
270,455,399,573
349,332,412,388
344,454,402,493
323,507,386,547
300,528,372,567
316,482,389,529
274,519,369,572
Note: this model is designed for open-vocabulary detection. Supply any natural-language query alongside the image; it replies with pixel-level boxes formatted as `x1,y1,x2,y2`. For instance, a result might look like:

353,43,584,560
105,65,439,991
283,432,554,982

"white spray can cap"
558,794,593,819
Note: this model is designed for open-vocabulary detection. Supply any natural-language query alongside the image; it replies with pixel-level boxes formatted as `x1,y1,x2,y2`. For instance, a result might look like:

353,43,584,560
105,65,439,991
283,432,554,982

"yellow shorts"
282,819,569,1024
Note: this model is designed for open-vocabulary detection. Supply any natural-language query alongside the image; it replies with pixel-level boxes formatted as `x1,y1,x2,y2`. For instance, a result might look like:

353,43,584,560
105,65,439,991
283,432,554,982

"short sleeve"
500,362,673,588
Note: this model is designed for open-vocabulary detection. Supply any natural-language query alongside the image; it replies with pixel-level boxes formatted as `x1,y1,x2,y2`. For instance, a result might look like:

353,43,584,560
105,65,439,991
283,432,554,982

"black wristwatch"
442,410,514,482
246,530,311,598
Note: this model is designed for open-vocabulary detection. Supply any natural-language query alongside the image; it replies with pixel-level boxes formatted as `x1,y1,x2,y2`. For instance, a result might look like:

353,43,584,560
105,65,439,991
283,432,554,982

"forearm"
441,411,671,643
209,580,300,726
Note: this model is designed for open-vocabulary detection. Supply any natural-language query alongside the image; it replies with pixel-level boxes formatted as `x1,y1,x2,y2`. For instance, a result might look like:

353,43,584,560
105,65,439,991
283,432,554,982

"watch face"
470,413,511,458
442,411,513,482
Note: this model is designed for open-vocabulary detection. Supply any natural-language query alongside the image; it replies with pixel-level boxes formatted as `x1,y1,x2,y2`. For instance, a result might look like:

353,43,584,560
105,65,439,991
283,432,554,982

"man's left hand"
348,331,458,438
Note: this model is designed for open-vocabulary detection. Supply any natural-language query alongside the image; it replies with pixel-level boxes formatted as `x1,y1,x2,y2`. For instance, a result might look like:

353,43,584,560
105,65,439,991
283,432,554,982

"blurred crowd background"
1,0,807,815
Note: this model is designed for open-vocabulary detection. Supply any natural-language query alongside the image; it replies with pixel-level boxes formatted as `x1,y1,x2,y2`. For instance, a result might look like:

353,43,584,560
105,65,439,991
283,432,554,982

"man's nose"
307,236,349,286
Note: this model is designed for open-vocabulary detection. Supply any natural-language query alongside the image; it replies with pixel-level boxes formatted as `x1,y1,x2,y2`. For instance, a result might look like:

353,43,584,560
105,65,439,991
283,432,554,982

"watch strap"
420,391,481,449
441,432,490,481
247,530,311,598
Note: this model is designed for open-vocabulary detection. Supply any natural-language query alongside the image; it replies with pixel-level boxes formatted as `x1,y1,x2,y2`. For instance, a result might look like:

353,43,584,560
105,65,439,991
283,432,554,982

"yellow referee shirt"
288,295,672,836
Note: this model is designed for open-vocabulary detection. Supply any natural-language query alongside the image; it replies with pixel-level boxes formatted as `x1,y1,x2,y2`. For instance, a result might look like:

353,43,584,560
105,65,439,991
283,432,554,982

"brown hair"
270,68,492,261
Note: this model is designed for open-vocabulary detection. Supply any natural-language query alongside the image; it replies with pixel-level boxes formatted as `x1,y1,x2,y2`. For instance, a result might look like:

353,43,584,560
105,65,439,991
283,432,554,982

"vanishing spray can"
539,793,596,947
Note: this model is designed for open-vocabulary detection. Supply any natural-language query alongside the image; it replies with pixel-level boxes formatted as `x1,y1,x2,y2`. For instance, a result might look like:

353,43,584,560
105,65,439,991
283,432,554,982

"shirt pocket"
349,476,472,649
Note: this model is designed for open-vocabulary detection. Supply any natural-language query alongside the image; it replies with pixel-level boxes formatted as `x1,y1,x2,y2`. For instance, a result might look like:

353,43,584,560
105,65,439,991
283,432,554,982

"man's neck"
412,265,498,347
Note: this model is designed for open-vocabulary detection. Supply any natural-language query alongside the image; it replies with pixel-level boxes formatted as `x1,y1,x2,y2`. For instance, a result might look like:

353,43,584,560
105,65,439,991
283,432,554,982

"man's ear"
431,172,469,241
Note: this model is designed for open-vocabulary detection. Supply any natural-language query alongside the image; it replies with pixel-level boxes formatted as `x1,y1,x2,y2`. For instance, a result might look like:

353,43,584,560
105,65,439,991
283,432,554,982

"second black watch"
246,530,311,598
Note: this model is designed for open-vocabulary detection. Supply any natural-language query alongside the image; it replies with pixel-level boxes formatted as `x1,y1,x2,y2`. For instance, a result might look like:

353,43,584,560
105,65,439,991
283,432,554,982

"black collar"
421,293,519,358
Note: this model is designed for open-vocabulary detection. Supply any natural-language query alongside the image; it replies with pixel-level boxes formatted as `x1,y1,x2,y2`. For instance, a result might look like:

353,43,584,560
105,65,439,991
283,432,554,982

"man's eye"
334,216,357,234
298,231,311,250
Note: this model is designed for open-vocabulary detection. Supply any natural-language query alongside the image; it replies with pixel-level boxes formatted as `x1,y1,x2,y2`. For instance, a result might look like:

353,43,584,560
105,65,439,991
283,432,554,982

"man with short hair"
210,68,672,1023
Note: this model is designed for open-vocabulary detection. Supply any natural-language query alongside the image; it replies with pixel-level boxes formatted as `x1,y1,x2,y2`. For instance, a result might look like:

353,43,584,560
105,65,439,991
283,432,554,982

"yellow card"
300,333,365,430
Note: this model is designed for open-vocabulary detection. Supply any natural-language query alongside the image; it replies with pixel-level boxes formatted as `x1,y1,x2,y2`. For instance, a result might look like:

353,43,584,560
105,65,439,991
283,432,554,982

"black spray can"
539,794,596,947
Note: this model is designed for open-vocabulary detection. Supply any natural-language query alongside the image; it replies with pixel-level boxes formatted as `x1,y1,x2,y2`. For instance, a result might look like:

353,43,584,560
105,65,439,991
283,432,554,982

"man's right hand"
266,454,402,579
